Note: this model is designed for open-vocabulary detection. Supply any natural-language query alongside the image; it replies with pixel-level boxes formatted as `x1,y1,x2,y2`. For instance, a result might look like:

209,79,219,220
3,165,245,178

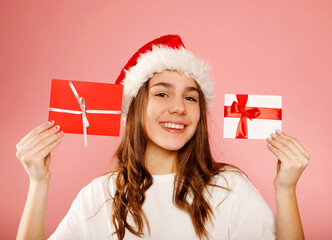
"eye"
185,96,197,102
156,93,168,98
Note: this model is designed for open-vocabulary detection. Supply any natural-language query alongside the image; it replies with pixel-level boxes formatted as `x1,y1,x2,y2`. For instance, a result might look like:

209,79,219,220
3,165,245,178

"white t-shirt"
48,170,276,240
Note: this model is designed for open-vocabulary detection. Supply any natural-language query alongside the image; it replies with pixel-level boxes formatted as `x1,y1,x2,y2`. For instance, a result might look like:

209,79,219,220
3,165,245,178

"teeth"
176,125,184,129
160,123,185,130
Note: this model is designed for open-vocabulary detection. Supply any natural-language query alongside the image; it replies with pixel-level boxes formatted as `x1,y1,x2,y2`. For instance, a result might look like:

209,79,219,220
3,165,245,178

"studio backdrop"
0,0,331,239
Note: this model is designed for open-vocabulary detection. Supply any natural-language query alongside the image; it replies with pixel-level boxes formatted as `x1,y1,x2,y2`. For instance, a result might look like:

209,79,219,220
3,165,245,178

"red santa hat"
115,34,214,123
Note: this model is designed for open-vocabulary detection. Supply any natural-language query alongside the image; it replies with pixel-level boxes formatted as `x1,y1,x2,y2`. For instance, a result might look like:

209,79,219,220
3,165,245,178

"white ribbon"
49,80,121,147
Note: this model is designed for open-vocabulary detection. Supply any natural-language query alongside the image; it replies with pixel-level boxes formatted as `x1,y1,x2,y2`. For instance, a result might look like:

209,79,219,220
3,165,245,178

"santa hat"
115,34,214,123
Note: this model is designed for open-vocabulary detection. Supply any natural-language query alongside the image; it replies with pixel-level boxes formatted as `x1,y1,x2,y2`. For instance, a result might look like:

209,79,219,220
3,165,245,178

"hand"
266,130,310,190
16,121,64,184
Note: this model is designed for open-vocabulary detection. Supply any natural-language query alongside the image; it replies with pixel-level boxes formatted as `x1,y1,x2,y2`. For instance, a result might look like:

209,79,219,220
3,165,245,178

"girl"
16,34,309,240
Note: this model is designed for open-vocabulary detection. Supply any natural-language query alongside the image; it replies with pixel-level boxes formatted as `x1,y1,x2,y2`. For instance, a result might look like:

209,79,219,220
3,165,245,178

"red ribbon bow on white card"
224,94,282,139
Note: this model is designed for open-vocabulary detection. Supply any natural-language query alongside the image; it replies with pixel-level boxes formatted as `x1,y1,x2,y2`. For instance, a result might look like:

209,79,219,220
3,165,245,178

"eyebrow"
150,82,199,93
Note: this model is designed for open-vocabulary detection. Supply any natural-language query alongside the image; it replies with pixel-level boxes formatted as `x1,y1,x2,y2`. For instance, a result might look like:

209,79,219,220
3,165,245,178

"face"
144,70,200,152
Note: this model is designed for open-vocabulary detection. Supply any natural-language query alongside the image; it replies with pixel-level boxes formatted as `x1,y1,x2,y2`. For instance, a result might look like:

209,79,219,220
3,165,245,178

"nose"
168,97,187,115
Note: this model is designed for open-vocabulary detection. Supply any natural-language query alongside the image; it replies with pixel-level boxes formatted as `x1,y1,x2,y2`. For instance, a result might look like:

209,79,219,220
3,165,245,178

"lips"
160,122,185,129
159,121,188,134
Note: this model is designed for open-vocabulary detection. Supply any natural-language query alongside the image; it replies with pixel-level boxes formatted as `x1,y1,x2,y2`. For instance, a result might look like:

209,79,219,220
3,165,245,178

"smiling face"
144,70,201,152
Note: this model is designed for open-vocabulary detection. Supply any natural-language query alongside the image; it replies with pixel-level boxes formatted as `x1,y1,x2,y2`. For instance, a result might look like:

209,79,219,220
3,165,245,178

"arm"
275,186,304,239
16,121,63,240
267,130,310,240
17,181,49,240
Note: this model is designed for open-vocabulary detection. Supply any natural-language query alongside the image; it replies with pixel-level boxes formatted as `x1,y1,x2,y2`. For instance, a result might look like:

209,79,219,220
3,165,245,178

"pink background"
1,0,331,239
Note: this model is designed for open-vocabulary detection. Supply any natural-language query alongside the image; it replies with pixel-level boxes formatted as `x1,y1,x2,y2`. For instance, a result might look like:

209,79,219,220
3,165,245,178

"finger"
30,131,64,156
275,130,310,159
271,134,305,160
267,143,290,163
17,121,55,148
22,125,61,153
271,135,309,167
283,135,309,159
34,137,63,161
267,137,297,160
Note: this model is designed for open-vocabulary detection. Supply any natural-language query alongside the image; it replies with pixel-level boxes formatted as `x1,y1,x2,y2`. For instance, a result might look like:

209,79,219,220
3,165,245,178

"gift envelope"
48,79,123,146
224,94,282,139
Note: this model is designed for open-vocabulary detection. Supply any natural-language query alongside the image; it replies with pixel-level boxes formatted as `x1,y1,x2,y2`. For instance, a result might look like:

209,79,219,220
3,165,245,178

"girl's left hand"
266,130,310,190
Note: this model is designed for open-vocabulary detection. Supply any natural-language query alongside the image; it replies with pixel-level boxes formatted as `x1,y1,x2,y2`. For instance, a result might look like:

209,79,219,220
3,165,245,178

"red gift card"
48,79,123,146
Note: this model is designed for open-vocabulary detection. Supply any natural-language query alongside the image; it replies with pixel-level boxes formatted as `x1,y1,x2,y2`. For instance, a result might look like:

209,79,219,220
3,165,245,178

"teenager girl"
16,34,309,240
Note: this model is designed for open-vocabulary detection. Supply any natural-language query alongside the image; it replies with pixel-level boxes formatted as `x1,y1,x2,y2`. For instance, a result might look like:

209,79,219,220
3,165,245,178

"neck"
145,141,178,175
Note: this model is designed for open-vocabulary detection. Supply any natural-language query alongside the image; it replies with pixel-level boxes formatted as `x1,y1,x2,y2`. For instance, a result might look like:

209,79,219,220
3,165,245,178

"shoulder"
213,166,275,219
211,166,270,206
213,166,255,191
215,168,276,239
69,172,119,217
75,172,119,203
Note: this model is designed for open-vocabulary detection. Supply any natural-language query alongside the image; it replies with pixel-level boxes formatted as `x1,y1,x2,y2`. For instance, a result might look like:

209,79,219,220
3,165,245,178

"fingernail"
267,143,272,147
275,129,282,135
57,131,63,136
266,137,272,142
48,120,55,125
271,133,277,138
53,125,60,131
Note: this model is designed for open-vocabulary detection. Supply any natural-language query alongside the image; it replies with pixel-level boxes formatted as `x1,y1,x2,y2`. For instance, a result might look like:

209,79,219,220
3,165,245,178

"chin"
146,127,196,152
161,144,185,152
156,137,191,152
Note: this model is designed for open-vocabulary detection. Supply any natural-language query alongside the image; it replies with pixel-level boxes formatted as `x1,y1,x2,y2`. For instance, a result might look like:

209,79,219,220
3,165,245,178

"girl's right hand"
16,120,64,184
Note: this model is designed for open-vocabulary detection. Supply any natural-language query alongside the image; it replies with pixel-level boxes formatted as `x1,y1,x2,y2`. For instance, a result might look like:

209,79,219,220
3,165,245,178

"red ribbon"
224,94,282,139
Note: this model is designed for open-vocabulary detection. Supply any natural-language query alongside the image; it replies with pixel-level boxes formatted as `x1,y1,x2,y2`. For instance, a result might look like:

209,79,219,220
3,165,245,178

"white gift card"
223,94,282,139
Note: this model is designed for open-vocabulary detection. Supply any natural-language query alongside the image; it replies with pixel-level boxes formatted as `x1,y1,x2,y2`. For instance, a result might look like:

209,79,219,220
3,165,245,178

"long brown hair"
106,76,240,240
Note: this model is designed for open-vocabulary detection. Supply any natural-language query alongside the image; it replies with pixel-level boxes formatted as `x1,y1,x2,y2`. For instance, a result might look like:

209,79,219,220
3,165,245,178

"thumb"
276,159,281,173
45,153,51,169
